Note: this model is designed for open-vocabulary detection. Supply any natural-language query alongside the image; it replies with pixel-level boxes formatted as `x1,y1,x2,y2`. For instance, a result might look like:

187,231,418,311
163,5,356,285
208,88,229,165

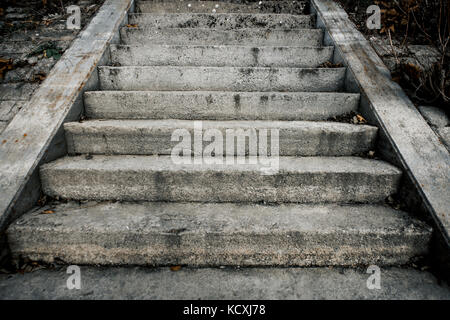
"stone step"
7,201,431,266
2,265,449,300
40,155,401,203
127,13,313,29
137,1,308,14
98,66,345,92
110,44,334,68
120,27,323,46
84,91,360,121
64,120,378,156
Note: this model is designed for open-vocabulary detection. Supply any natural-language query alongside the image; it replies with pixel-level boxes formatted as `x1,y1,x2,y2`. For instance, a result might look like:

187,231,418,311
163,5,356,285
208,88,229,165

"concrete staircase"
7,1,432,268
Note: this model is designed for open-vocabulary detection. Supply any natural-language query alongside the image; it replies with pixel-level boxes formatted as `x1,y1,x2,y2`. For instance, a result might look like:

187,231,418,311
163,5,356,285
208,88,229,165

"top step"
138,1,308,14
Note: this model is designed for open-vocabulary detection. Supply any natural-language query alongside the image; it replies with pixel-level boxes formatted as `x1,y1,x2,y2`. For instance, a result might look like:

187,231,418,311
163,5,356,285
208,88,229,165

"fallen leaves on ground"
41,209,54,214
37,194,47,206
32,72,47,82
126,24,138,28
351,114,367,124
356,114,367,123
15,261,47,274
0,58,14,79
170,265,182,271
28,41,62,60
318,61,344,68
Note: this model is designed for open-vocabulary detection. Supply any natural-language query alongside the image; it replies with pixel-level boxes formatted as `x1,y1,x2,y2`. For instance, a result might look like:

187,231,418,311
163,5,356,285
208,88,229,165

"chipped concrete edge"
0,0,135,233
310,0,450,257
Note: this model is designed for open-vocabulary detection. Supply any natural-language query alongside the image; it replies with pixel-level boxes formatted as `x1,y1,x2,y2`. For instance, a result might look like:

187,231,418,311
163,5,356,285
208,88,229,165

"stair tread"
83,91,360,121
2,265,448,299
100,65,343,70
137,1,308,14
39,155,401,203
7,201,431,266
130,12,313,17
109,44,334,67
42,155,400,174
98,66,346,92
65,119,377,131
64,119,377,156
120,27,324,46
122,26,321,32
111,44,333,49
127,12,313,29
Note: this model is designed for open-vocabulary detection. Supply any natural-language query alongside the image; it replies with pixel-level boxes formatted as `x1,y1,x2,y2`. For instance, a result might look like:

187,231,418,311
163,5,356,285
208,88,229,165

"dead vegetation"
0,1,104,84
0,0,104,36
338,0,449,112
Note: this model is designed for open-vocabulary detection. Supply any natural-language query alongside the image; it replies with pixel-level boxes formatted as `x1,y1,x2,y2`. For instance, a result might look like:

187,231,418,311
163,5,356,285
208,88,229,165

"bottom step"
8,202,431,267
1,266,448,299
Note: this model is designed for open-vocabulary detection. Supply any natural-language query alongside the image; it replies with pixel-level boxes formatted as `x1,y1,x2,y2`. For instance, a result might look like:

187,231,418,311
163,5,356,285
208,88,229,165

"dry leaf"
170,265,182,271
0,58,14,79
126,24,138,28
41,210,54,214
356,114,367,123
318,61,343,68
401,62,423,83
32,72,47,82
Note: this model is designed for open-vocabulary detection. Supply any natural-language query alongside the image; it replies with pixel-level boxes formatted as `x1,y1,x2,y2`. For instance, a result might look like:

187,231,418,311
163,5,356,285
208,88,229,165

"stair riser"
128,13,313,29
9,238,428,267
84,91,360,121
137,1,308,14
99,66,346,92
110,45,333,68
120,28,324,46
64,121,377,156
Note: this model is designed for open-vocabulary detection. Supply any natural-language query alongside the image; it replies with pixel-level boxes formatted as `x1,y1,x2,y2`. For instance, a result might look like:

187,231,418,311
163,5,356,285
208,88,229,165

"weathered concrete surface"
7,202,431,266
0,101,26,122
312,0,450,263
0,100,26,134
120,27,324,46
99,66,346,92
84,91,360,121
128,13,312,29
39,155,402,203
0,41,71,56
110,44,334,67
0,85,36,134
0,0,134,233
138,1,308,14
0,83,38,101
64,119,377,156
418,106,449,128
437,127,450,151
1,266,448,300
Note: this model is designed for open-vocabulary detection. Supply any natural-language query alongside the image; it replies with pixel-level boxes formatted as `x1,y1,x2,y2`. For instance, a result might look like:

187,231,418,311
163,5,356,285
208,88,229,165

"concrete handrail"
0,0,134,232
311,0,450,258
